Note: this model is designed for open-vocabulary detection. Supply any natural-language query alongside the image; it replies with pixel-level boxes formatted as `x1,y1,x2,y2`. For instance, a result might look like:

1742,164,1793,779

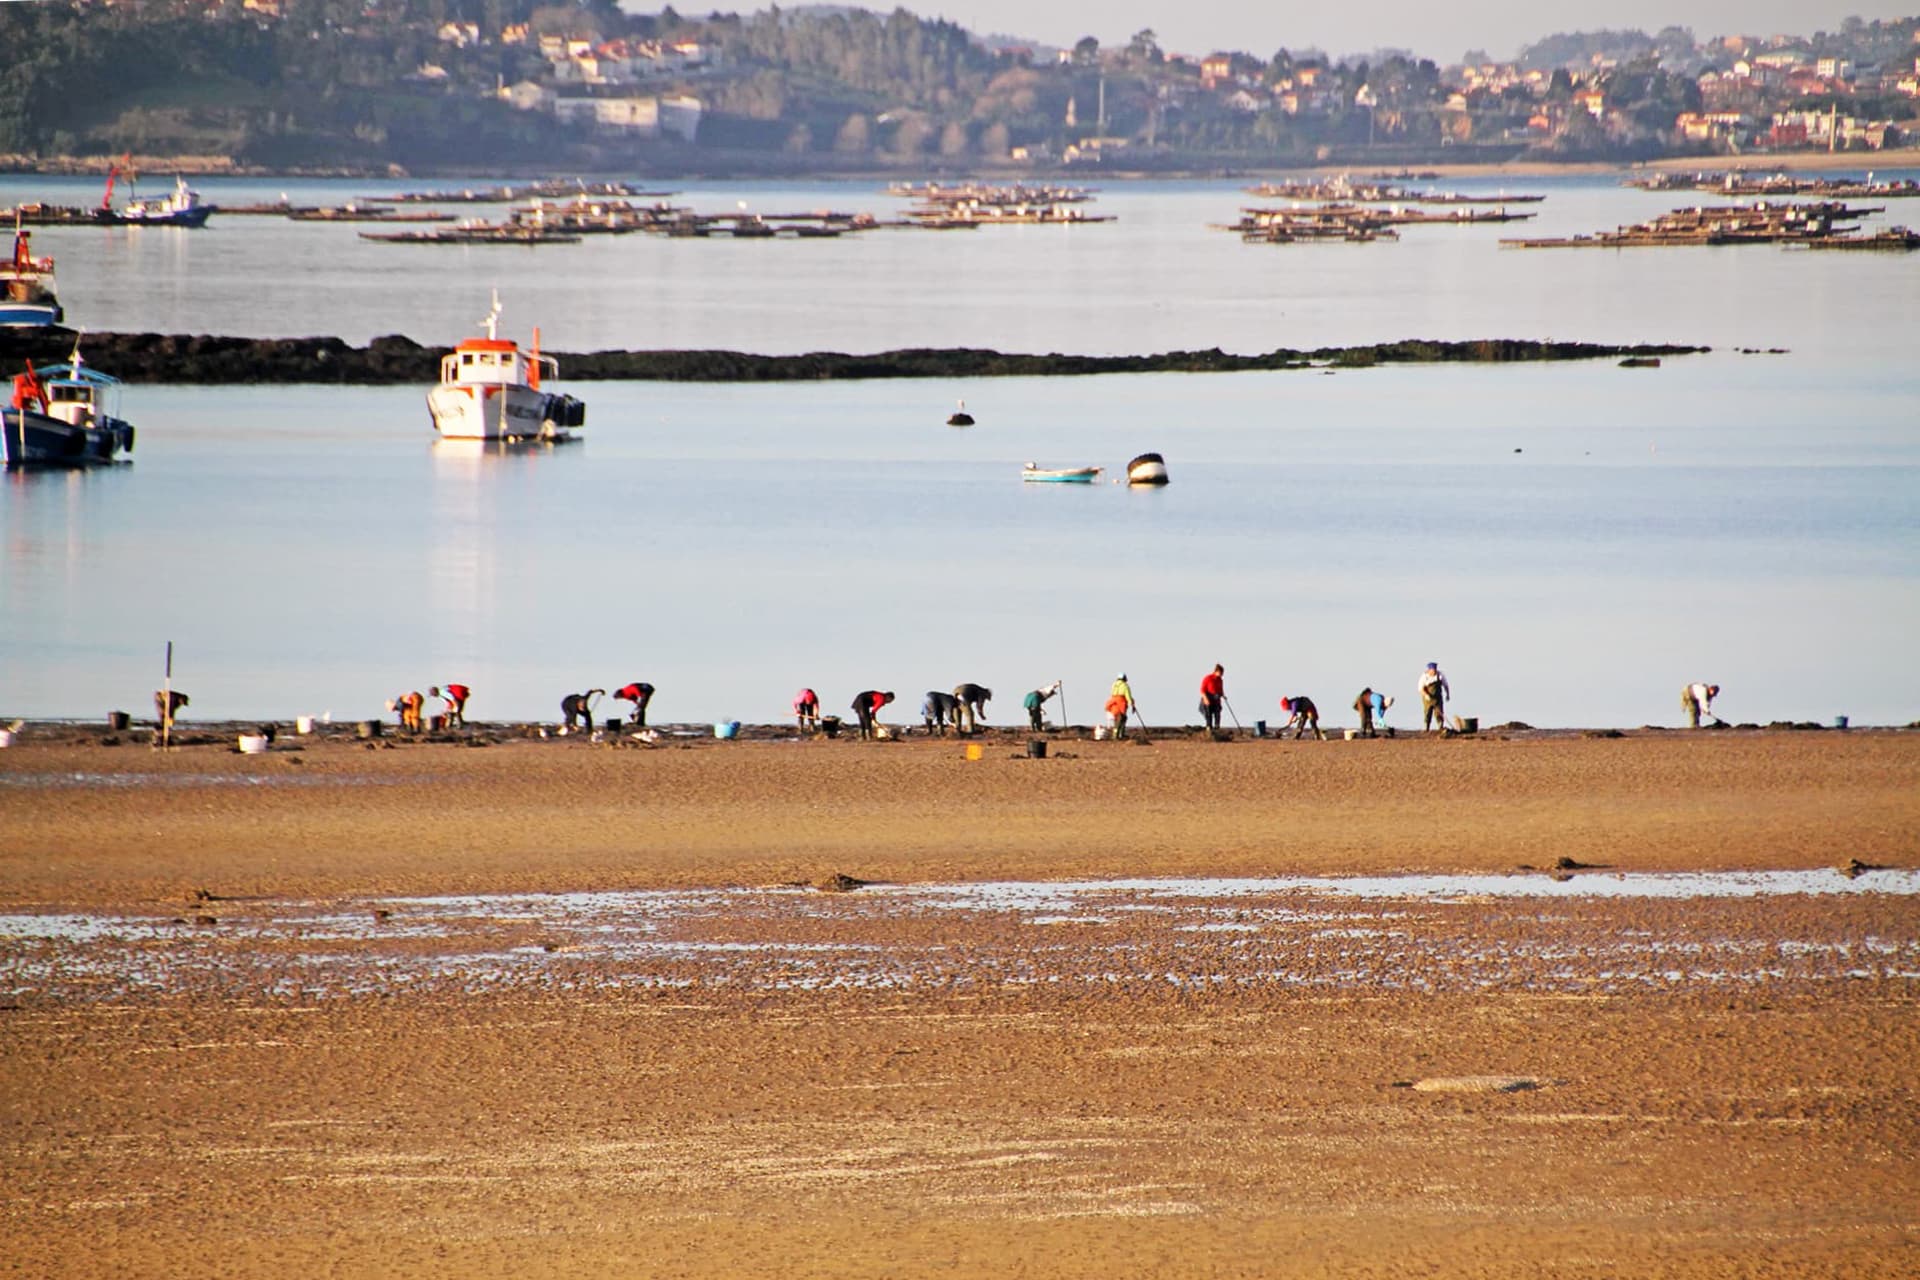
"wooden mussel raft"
1798,225,1920,251
1626,171,1920,199
1245,175,1544,205
1222,201,1533,244
899,182,1113,228
1502,201,1881,249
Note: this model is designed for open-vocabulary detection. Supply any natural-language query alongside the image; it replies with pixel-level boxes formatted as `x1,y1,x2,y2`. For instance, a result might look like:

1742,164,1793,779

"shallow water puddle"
3,870,1915,1001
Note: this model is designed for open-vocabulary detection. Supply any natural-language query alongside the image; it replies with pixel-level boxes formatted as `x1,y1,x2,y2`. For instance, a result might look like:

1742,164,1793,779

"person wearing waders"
1681,682,1721,728
1106,674,1134,739
1279,695,1325,740
1199,664,1226,732
1353,687,1377,738
793,688,820,732
614,681,655,726
852,689,894,739
952,683,992,734
1023,681,1061,731
560,689,603,732
1419,662,1450,732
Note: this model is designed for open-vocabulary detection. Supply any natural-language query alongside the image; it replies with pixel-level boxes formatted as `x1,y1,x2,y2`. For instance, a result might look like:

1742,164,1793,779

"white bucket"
1343,728,1358,740
0,730,14,749
237,734,270,754
296,716,315,735
1093,724,1109,740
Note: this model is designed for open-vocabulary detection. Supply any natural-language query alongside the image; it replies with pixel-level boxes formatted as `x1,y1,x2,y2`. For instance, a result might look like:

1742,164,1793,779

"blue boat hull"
1,407,134,468
0,301,63,327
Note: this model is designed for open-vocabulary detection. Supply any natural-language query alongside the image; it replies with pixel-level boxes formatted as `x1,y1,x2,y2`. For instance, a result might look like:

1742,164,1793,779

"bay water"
2,174,1915,726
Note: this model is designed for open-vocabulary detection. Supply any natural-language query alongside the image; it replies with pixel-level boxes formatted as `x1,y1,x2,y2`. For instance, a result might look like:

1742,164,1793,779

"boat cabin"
40,365,121,428
440,338,558,389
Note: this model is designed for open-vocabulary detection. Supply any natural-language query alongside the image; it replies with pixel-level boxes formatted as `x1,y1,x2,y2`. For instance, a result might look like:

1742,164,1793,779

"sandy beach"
3,726,1917,1276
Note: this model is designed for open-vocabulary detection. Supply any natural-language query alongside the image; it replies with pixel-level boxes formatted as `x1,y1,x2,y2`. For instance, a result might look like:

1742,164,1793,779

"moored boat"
426,294,586,442
97,166,215,228
0,225,62,327
2,345,135,468
1126,452,1170,485
1022,463,1101,483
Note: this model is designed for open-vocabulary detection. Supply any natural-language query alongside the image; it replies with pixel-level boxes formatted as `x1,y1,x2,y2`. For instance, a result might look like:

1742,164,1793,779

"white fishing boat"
1021,463,1102,483
426,293,586,441
3,341,135,468
0,225,62,327
1126,451,1169,485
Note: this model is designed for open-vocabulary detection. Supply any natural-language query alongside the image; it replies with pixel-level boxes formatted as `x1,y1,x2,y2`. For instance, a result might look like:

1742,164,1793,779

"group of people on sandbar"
141,666,1726,739
386,684,470,733
1086,662,1448,741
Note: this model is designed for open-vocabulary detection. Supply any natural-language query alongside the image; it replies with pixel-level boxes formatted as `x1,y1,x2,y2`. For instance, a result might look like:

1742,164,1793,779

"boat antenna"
68,327,86,373
480,288,502,341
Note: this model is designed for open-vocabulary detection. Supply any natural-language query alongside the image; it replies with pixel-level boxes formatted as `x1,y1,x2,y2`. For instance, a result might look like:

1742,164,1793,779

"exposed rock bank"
0,329,1710,385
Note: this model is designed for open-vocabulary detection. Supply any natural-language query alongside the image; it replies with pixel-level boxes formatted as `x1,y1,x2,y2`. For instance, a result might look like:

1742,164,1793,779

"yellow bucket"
965,743,984,761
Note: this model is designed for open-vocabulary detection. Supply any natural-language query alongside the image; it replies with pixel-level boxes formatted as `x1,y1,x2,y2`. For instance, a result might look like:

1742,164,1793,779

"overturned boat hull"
1126,452,1169,485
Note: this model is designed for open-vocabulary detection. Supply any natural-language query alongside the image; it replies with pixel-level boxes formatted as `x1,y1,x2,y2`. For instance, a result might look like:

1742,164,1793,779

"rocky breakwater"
0,329,1710,385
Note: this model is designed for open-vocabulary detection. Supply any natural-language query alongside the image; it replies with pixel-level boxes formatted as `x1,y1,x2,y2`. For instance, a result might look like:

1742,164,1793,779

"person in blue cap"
1419,662,1450,732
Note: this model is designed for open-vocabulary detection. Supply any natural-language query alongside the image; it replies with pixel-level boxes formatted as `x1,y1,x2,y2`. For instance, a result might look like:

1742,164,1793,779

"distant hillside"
0,3,1912,174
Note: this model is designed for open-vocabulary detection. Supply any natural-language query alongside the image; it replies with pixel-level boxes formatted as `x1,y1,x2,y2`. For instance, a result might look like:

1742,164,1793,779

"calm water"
2,174,1916,726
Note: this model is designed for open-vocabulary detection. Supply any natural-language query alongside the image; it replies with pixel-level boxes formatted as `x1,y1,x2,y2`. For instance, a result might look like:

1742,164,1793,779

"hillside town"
1,2,1915,172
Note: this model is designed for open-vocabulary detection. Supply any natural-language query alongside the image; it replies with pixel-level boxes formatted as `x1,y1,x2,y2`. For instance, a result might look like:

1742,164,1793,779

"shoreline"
4,147,1917,181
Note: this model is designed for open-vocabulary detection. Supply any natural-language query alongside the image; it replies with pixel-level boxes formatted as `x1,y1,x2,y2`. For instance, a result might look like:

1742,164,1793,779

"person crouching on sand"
1354,687,1377,738
400,690,426,734
434,683,470,728
852,690,894,739
1280,695,1325,740
1024,681,1061,731
153,689,189,733
614,681,655,727
560,689,603,733
922,691,960,736
793,688,820,732
952,683,992,734
1681,682,1721,728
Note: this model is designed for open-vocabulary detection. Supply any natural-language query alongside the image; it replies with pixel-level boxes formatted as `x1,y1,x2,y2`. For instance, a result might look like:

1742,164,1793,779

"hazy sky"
900,2,1914,62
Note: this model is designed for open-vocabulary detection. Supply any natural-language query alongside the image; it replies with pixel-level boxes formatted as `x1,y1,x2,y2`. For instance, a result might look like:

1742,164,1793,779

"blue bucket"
714,720,741,740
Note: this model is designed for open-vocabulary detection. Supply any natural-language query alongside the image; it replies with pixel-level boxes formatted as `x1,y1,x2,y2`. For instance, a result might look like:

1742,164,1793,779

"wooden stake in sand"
161,640,173,751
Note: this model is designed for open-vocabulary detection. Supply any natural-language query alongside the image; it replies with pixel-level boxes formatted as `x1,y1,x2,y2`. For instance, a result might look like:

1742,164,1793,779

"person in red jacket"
1198,664,1226,732
432,683,470,728
614,681,655,727
851,689,895,739
793,688,820,732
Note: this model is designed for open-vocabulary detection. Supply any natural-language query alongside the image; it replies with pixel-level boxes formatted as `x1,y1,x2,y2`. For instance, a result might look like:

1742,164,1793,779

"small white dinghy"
1126,452,1169,485
1022,463,1102,483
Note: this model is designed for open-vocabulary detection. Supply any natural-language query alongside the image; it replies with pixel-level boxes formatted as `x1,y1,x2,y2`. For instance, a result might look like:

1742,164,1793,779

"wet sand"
2,728,1916,1277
